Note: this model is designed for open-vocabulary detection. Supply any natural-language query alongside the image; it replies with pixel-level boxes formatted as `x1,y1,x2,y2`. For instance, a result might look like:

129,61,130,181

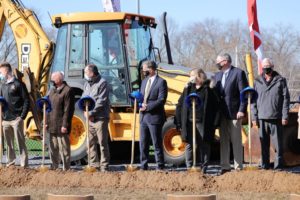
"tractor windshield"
51,19,155,106
123,19,154,90
88,23,128,105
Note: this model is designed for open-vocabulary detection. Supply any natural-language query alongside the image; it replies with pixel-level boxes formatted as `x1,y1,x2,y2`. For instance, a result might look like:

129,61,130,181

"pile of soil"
0,167,299,199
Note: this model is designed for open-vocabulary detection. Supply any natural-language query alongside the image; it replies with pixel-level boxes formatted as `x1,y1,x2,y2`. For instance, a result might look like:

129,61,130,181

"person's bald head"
51,71,64,87
262,58,274,68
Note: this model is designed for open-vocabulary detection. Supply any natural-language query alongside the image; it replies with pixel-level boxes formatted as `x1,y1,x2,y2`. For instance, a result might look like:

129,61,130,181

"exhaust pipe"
162,12,173,65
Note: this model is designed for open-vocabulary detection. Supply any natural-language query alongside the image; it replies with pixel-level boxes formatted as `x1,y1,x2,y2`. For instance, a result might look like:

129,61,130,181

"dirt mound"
0,167,300,199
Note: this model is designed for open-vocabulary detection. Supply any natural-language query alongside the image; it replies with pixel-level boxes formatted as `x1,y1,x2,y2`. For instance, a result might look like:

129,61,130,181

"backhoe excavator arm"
0,0,55,137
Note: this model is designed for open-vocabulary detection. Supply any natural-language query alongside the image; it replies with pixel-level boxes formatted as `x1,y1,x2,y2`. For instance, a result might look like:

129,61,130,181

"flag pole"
235,46,238,67
137,0,140,14
247,0,264,75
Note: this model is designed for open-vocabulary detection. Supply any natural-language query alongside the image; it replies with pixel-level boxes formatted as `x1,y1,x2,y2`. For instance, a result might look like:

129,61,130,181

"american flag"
247,0,263,75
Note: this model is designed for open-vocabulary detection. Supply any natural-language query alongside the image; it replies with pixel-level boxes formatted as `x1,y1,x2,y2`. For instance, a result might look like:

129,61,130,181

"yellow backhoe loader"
0,0,189,164
0,0,298,166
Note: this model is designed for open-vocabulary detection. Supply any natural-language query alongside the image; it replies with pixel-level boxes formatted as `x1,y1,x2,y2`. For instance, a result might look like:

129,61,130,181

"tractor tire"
162,118,186,166
282,111,300,167
70,108,87,162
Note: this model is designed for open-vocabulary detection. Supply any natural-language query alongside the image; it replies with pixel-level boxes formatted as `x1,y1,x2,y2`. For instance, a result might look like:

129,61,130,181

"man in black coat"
175,68,219,172
0,62,29,167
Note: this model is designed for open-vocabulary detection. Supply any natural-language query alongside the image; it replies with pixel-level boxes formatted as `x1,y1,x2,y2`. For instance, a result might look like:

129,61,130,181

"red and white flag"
247,0,263,75
102,0,121,12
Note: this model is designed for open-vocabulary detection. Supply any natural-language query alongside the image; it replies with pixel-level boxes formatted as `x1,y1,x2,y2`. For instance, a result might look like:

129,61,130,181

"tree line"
154,17,300,101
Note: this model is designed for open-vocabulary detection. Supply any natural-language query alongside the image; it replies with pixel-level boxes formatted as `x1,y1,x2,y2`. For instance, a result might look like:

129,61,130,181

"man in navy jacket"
214,53,248,174
139,60,168,170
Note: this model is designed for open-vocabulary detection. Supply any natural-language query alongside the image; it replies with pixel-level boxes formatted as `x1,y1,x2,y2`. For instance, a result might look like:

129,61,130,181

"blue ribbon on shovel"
37,96,52,113
77,96,96,111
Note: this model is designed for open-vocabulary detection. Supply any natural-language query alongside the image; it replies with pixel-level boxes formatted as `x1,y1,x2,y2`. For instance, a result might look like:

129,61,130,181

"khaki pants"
220,117,243,170
89,119,110,169
49,133,70,170
3,118,28,167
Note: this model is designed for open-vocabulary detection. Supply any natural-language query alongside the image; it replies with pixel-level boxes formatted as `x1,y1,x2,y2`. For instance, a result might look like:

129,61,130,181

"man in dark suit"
139,60,168,170
214,53,248,174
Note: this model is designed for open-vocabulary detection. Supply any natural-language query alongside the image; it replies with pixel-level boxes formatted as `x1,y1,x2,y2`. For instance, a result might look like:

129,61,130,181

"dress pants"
259,119,283,169
139,121,164,169
49,132,71,170
88,119,110,170
185,122,211,168
220,117,243,170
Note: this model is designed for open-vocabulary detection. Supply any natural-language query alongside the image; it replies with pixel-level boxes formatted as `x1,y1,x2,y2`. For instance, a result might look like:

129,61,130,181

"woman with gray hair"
175,68,220,173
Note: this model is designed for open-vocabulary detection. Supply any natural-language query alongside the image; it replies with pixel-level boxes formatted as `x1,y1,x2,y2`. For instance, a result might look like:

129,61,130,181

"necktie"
221,72,228,88
143,78,152,103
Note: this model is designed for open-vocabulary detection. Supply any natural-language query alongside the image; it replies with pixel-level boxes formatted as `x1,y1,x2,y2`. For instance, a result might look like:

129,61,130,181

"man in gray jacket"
251,58,290,170
82,64,110,171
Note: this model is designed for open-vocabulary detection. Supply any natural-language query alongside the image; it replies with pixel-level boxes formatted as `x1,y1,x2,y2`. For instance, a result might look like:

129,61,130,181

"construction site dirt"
0,166,299,199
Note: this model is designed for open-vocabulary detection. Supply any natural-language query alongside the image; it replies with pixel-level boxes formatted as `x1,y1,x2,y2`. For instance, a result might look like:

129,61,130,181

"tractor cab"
51,12,157,107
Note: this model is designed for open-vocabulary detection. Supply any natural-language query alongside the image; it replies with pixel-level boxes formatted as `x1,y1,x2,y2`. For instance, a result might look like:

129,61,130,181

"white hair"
262,58,274,67
52,71,65,81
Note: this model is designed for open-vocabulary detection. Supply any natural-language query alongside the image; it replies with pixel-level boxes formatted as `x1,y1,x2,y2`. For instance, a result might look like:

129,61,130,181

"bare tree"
154,18,300,100
152,14,178,63
169,19,249,72
261,25,300,100
0,24,18,67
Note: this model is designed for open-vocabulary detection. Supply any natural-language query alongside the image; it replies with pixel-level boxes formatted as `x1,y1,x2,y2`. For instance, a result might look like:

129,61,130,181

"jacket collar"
88,74,101,85
54,82,67,94
257,71,282,89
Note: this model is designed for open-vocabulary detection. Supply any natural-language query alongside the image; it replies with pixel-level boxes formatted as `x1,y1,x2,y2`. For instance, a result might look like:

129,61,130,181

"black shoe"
201,166,208,174
259,166,269,170
259,164,270,170
157,165,165,171
220,168,231,175
274,167,284,171
140,166,148,171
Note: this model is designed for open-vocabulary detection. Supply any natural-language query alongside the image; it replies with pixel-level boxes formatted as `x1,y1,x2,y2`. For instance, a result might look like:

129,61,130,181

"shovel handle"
248,95,252,166
130,99,137,165
42,102,47,166
85,101,91,167
192,98,196,168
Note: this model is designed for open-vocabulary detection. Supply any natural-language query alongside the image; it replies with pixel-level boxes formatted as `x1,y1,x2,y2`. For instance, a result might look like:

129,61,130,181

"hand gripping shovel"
185,93,202,172
0,97,7,168
37,96,52,172
78,96,96,173
126,91,143,172
240,87,258,170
